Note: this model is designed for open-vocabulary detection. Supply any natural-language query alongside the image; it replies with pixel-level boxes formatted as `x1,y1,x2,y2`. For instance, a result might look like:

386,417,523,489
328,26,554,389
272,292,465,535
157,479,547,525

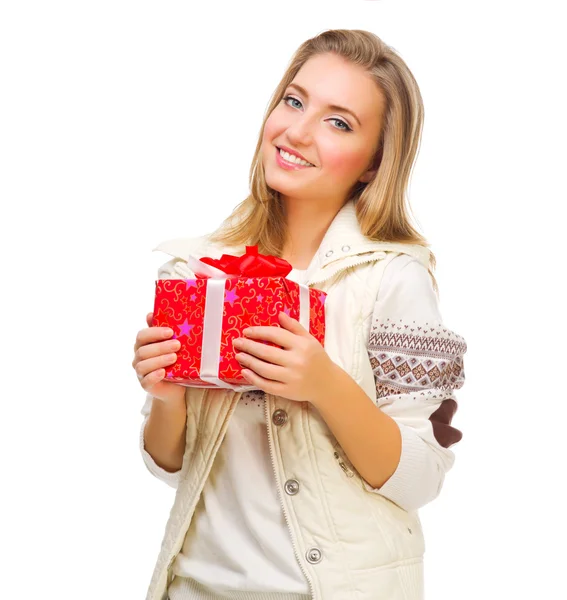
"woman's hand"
232,311,338,404
132,312,186,405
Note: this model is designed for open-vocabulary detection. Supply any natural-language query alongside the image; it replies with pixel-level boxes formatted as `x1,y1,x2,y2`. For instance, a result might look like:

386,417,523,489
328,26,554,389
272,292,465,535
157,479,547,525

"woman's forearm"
312,364,402,489
143,396,187,473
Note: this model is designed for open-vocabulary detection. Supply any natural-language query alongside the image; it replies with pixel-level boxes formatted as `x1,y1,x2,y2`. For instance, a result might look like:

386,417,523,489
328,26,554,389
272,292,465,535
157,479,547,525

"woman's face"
261,52,386,207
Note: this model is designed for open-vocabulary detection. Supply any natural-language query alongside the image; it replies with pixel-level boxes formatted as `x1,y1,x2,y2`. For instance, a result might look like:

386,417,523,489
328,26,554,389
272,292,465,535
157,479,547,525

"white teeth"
279,148,313,167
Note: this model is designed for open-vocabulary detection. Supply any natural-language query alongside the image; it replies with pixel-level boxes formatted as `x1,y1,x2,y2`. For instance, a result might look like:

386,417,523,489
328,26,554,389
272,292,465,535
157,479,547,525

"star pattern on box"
152,275,326,389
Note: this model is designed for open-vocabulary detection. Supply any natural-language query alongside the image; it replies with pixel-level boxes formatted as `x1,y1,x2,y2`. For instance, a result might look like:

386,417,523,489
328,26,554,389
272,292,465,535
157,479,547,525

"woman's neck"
281,198,344,269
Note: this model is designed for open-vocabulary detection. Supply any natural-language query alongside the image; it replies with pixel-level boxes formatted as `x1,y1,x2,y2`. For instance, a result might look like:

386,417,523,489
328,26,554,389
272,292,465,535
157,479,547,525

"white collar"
153,200,430,272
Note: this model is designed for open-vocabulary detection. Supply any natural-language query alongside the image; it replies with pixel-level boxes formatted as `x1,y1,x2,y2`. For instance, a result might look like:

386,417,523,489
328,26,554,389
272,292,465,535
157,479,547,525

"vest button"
341,245,350,252
284,479,300,495
325,250,334,257
272,409,288,426
306,547,322,564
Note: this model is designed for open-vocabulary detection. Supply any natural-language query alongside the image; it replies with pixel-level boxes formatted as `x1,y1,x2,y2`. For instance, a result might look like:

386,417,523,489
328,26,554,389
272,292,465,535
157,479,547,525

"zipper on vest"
263,394,316,600
333,450,355,478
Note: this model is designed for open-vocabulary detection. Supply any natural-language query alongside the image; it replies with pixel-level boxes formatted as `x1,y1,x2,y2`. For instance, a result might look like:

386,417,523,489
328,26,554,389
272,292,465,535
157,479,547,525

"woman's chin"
265,171,306,195
266,183,300,198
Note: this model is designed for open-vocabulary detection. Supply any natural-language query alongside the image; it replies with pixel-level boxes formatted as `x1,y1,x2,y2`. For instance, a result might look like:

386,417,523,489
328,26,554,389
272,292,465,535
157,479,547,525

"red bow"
199,245,293,278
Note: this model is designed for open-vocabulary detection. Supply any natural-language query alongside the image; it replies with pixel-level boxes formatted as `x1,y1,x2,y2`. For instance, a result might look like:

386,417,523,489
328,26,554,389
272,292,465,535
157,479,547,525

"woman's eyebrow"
287,82,361,126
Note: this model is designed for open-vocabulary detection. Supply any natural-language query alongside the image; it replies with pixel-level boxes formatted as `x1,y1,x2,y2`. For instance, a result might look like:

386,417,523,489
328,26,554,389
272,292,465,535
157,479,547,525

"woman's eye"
283,95,302,109
282,95,353,132
330,118,352,132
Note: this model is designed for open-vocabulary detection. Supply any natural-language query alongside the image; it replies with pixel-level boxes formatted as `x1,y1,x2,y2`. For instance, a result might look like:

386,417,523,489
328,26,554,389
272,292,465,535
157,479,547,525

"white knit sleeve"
137,255,191,489
362,254,467,512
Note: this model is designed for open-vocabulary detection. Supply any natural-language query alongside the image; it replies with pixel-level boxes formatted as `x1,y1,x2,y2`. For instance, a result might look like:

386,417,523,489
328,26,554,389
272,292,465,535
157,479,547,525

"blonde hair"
209,28,438,293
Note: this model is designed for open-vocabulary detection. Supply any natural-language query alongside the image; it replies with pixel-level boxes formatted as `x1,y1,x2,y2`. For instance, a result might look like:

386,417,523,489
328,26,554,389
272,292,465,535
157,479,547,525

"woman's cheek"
262,113,283,147
323,148,369,182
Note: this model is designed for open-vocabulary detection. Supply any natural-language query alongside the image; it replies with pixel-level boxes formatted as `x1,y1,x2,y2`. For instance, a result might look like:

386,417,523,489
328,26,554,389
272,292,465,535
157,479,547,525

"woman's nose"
286,116,315,145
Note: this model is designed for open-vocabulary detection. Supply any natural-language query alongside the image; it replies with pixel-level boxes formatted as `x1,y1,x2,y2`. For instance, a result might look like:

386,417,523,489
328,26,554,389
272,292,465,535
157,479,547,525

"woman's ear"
358,144,382,184
359,168,378,183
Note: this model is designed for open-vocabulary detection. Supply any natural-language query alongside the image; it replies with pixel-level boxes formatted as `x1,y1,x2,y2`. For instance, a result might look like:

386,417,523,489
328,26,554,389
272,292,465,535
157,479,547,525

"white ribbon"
186,255,310,391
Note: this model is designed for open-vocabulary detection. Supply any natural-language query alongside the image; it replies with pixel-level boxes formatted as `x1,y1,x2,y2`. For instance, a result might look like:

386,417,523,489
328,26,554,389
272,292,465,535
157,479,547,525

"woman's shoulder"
152,232,247,260
371,252,468,350
151,233,250,279
151,234,213,280
152,233,213,260
379,253,432,297
374,253,439,319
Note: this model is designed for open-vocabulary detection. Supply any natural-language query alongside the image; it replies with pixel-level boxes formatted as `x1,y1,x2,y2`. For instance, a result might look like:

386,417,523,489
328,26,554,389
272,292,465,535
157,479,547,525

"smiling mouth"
276,147,315,167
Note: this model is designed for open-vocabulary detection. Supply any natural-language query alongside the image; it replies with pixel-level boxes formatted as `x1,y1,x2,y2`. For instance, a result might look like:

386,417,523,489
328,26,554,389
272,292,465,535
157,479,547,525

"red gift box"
151,246,326,390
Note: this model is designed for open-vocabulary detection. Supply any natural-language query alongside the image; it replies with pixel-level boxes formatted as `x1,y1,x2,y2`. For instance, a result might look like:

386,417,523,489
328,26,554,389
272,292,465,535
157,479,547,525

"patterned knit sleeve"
138,256,189,489
363,253,467,512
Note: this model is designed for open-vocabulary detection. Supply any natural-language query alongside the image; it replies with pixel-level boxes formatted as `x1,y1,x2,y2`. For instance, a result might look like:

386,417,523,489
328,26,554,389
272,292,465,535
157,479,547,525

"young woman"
133,29,467,600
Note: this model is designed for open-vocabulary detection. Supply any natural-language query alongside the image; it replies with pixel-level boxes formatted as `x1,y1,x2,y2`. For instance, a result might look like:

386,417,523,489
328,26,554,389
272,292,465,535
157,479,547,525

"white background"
1,1,565,598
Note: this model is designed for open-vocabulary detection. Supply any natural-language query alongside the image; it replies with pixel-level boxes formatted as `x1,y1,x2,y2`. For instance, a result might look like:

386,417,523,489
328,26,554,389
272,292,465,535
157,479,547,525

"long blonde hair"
209,29,438,292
